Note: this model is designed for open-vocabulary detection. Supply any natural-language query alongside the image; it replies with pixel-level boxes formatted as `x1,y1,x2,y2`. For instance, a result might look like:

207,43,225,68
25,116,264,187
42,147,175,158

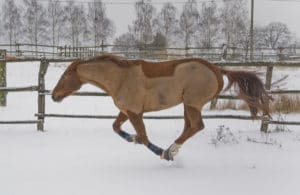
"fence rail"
0,57,300,132
0,86,38,92
33,113,300,126
0,120,41,124
35,113,254,120
1,43,300,62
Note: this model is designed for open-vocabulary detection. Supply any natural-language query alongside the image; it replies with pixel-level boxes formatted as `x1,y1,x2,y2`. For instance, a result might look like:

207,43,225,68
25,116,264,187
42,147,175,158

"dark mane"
82,54,130,67
81,54,215,69
77,54,221,79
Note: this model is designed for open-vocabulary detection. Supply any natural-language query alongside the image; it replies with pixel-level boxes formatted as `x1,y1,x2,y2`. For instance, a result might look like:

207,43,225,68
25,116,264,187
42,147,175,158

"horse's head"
52,60,83,102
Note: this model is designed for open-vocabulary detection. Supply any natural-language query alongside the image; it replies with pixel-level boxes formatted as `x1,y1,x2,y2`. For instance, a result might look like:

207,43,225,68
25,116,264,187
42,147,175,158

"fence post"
0,50,7,106
260,64,273,132
101,40,104,55
16,43,21,56
185,47,188,58
80,47,82,58
64,45,67,57
37,58,49,131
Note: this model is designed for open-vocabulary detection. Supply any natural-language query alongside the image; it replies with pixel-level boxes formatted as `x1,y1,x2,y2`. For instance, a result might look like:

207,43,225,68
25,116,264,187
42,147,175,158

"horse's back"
143,60,222,111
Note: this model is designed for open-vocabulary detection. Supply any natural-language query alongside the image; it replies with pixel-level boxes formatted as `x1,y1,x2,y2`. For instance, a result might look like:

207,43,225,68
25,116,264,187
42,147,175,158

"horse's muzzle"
52,94,62,102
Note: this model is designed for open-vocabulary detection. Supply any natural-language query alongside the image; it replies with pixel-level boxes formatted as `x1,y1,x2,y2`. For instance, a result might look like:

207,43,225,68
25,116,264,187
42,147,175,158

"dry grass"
271,95,300,113
214,100,249,111
213,95,300,114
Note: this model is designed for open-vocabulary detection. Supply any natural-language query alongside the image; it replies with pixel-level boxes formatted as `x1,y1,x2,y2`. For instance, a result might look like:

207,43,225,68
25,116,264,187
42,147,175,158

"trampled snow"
0,62,300,195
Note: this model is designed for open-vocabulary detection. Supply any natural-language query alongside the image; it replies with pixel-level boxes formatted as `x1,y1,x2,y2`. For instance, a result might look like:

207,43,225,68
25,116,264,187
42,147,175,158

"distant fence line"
1,43,300,62
0,57,300,132
0,50,6,106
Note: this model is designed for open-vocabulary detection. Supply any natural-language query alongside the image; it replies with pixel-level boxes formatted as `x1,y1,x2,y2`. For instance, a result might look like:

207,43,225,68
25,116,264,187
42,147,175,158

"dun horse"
52,54,272,161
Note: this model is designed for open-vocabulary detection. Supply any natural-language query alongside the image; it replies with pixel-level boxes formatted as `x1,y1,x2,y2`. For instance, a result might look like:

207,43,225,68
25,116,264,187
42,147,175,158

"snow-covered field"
1,62,300,195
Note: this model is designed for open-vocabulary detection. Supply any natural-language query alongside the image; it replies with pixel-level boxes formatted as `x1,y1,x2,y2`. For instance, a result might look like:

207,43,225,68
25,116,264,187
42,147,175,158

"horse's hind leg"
113,111,142,144
175,105,204,144
161,105,204,161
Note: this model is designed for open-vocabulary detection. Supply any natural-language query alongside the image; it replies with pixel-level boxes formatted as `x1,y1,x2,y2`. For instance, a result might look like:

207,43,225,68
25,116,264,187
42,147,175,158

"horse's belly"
143,78,183,112
144,94,182,112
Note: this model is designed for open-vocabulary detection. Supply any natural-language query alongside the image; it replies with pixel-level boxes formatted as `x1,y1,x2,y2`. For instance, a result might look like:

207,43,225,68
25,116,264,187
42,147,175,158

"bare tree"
179,0,200,48
198,1,219,48
23,0,49,55
113,0,156,56
2,0,22,51
153,2,178,47
63,1,88,47
256,22,291,49
47,0,64,47
113,27,138,56
133,0,156,45
87,0,115,47
220,0,248,47
150,32,167,48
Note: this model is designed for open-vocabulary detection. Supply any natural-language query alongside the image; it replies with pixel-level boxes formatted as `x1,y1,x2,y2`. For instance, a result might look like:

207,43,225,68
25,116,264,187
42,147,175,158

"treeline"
0,0,296,51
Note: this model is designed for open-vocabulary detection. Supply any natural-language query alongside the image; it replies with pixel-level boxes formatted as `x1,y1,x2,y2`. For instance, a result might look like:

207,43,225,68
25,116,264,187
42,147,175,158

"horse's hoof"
160,143,182,161
161,150,173,161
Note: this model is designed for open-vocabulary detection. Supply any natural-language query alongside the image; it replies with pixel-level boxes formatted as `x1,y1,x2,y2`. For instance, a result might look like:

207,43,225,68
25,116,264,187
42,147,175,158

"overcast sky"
255,0,300,39
4,0,300,39
104,0,300,39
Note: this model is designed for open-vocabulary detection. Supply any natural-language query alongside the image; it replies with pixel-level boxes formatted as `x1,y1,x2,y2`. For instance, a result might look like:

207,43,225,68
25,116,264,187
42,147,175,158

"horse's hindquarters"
178,62,220,109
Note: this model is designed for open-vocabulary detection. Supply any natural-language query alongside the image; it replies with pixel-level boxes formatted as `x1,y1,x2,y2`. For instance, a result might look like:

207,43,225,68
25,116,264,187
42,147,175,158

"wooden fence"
0,50,6,106
1,43,300,62
0,58,300,132
0,58,48,128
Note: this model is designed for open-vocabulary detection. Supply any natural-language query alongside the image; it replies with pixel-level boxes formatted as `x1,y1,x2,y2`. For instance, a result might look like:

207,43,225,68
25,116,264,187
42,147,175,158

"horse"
52,54,272,161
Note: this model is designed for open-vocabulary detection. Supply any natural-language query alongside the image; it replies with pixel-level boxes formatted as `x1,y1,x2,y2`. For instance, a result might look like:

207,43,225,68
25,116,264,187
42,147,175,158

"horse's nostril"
52,94,59,102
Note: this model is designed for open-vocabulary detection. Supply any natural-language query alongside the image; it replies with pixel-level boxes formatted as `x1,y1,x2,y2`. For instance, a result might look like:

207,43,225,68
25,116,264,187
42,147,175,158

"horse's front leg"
127,111,164,157
113,111,142,144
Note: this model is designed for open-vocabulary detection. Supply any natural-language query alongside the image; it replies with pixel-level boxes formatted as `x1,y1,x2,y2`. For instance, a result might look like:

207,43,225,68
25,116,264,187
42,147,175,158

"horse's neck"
77,62,123,96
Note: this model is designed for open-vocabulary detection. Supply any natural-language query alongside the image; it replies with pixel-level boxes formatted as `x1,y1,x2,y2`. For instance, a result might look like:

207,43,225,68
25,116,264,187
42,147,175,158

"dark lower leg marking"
117,130,142,144
117,130,134,142
114,112,143,143
147,142,163,156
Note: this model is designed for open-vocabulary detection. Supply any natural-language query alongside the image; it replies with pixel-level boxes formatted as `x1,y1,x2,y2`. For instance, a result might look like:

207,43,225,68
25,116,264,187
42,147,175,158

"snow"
1,62,300,195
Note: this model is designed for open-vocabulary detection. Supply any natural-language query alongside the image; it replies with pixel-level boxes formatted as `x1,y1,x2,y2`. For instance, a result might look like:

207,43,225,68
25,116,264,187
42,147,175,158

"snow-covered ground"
0,62,300,195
